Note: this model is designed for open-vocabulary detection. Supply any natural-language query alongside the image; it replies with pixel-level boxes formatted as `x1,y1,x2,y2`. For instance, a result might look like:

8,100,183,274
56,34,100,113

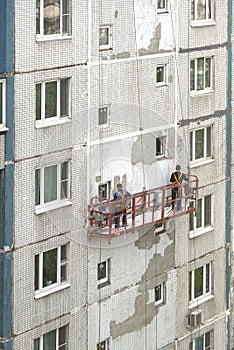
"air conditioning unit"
187,310,203,328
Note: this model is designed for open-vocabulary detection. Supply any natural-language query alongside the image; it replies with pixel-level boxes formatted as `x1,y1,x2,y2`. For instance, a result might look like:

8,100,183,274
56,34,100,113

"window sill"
190,158,214,168
0,126,9,133
99,47,112,52
156,83,167,88
97,280,110,289
189,294,214,309
36,34,72,42
35,117,71,129
191,20,216,27
35,200,72,215
189,226,214,239
190,89,214,96
35,282,71,299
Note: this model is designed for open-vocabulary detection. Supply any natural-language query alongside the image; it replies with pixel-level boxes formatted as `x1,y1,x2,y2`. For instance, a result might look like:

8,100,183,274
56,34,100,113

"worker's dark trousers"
114,209,127,228
171,190,182,210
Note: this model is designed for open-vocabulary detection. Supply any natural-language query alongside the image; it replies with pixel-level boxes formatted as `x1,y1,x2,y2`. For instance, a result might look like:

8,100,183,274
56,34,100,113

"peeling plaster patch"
111,52,131,59
110,236,174,340
134,0,157,51
139,24,161,56
131,135,156,165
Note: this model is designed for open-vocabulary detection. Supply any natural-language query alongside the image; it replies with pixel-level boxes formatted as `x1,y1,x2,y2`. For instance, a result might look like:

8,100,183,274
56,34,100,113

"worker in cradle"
170,165,188,210
113,183,131,229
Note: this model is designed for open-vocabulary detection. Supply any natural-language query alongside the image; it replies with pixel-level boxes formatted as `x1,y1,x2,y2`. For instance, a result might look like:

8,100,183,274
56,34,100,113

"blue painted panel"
0,2,6,73
0,170,4,249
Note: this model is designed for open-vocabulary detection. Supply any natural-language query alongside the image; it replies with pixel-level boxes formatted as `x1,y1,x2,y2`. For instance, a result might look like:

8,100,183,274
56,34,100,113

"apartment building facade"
0,0,233,349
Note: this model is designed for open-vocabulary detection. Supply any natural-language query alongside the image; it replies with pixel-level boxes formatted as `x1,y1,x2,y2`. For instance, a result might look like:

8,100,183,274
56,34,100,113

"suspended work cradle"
88,174,198,240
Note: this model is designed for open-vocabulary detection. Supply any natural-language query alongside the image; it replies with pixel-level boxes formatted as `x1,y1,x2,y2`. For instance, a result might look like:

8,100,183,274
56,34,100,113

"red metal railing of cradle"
88,175,198,240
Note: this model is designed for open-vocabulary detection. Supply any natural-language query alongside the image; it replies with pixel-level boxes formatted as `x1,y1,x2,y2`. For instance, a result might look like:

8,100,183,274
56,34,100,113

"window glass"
98,261,107,281
195,129,204,159
194,266,203,298
61,162,68,199
34,338,40,350
59,325,68,349
206,126,211,157
99,107,108,125
44,165,57,203
45,81,57,118
35,169,41,205
196,198,202,228
189,271,192,301
36,84,42,120
204,195,211,226
99,28,109,46
60,79,69,117
197,58,204,90
62,0,70,34
194,335,203,349
43,329,56,350
36,0,40,34
35,254,39,291
205,58,211,88
43,248,57,288
155,284,162,302
44,0,61,35
97,341,106,350
190,60,195,91
197,0,206,20
156,66,164,83
206,263,210,292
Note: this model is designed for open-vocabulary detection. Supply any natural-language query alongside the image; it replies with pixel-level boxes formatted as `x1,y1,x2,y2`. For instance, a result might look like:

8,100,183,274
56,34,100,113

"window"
0,80,6,127
156,65,166,85
35,244,69,294
97,339,109,350
154,283,165,305
157,0,168,12
98,106,109,125
190,194,212,232
97,260,110,286
190,57,213,92
35,161,70,209
36,0,71,37
190,331,212,350
99,26,112,50
189,263,212,302
156,136,166,157
36,78,70,122
190,126,212,162
191,0,214,22
34,325,68,350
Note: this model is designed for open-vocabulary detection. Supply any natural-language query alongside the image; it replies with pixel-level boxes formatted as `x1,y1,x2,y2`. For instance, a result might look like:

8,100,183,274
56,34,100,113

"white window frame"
191,0,215,25
190,330,212,350
35,161,71,214
34,325,69,350
154,282,165,306
190,126,212,162
36,0,71,40
97,259,110,286
36,78,71,126
99,25,112,51
190,57,213,93
98,105,110,127
35,244,70,298
157,0,168,13
190,194,213,233
156,65,167,86
156,136,166,157
0,79,6,128
189,263,212,304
